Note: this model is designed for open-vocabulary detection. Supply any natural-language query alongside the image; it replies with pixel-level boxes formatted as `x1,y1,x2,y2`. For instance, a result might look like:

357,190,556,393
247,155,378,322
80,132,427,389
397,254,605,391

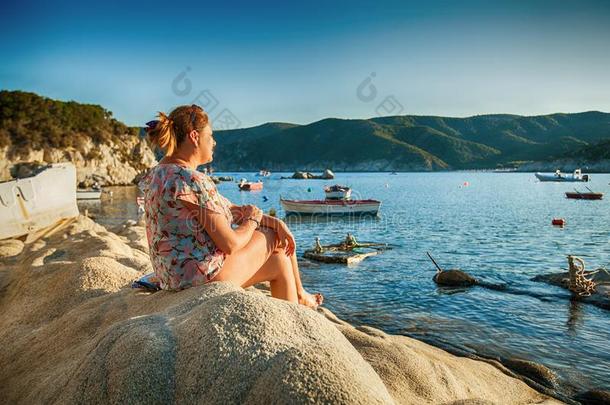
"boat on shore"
238,179,263,191
535,169,590,182
280,197,381,216
324,184,352,200
0,163,79,240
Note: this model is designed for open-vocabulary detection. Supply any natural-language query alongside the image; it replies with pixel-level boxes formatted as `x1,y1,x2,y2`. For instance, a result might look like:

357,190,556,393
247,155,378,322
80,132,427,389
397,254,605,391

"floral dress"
139,164,234,290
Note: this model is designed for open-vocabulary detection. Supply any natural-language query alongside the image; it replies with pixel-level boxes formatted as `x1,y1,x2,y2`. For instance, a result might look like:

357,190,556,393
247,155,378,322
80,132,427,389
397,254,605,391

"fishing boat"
324,184,352,200
535,169,590,182
238,179,263,191
565,191,604,200
0,163,79,240
303,235,391,264
280,197,381,215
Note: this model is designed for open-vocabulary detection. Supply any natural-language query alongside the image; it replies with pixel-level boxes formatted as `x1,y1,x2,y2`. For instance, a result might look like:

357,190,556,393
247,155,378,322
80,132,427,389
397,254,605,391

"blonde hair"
148,105,209,156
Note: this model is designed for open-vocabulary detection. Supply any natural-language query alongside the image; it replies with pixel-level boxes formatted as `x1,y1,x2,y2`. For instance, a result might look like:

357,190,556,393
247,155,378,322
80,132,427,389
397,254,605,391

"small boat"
76,182,102,200
0,163,79,240
238,179,263,191
281,198,381,216
565,191,604,200
76,189,102,200
535,169,590,182
257,170,271,177
324,184,352,200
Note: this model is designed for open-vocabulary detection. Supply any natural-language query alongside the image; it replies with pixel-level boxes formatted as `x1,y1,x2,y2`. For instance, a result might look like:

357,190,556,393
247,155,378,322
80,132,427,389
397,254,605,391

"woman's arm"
260,213,282,230
180,201,261,254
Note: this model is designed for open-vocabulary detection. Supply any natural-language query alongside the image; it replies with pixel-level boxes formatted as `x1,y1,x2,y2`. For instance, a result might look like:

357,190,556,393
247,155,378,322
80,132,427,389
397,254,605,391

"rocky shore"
0,137,156,186
0,216,564,404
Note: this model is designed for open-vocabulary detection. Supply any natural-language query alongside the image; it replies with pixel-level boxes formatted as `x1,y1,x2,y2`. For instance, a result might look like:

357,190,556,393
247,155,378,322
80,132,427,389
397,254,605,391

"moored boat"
565,191,604,200
535,169,590,182
280,198,381,215
0,163,79,240
238,179,264,191
324,184,352,200
257,170,271,177
76,189,102,200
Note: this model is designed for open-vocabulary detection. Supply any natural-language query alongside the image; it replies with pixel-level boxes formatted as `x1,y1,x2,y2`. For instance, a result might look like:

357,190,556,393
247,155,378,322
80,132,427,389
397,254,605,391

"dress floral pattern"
139,164,234,290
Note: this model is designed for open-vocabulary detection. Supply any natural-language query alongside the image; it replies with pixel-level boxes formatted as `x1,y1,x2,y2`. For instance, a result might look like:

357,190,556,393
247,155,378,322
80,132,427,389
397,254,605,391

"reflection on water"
87,172,610,395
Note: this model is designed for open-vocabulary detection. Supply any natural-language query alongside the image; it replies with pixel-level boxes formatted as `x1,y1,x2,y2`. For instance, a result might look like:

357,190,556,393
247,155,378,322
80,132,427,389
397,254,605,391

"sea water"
81,172,610,394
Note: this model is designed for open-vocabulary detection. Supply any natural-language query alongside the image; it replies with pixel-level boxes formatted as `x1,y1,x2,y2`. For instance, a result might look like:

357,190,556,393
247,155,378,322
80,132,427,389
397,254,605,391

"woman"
139,104,322,308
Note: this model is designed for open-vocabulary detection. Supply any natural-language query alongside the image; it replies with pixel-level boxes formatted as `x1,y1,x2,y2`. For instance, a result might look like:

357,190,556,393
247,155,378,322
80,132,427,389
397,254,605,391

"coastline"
0,216,569,404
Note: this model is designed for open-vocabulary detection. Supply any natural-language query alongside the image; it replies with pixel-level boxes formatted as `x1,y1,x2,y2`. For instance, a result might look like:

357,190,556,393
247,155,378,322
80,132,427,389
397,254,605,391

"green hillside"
215,111,610,170
0,90,138,153
1,90,609,171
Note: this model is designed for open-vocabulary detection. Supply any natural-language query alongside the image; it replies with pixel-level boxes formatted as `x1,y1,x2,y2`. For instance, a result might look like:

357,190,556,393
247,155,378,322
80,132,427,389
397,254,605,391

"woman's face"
198,123,216,164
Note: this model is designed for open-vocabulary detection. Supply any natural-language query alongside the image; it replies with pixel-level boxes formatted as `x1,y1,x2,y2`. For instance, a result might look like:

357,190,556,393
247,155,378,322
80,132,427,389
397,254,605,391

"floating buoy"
463,181,469,187
552,218,565,226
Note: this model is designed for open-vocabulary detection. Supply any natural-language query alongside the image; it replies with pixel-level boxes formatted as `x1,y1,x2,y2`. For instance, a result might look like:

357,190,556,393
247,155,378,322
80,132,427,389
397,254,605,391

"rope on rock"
567,255,598,297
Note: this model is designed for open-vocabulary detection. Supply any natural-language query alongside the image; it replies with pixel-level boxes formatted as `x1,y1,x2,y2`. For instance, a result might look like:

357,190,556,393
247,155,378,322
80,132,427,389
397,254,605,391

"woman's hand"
240,205,263,224
275,220,296,256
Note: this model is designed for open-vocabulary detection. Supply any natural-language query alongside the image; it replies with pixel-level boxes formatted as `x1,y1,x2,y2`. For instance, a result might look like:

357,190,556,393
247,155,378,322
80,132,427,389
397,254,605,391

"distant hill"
214,111,610,171
2,90,609,173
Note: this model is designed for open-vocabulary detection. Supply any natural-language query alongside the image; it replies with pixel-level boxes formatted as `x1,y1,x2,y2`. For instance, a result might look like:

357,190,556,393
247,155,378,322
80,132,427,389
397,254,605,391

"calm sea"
80,172,610,395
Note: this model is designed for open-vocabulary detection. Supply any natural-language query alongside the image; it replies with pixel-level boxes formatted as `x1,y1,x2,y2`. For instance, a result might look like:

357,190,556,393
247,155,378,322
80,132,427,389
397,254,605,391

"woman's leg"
288,251,323,307
212,228,298,303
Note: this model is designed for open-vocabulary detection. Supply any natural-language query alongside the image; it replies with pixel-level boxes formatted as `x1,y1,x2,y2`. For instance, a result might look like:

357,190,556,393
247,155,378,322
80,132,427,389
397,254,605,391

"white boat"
76,189,102,200
324,185,352,200
0,163,79,240
535,169,590,182
257,170,271,177
280,198,381,216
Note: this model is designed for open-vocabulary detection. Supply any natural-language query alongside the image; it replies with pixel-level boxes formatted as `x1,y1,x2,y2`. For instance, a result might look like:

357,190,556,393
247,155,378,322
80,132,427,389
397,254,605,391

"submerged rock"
574,389,610,405
433,269,477,287
503,358,558,389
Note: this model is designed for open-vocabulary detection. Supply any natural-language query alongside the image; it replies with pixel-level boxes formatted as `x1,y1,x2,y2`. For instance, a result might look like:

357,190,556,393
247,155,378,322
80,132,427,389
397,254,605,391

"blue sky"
2,0,610,129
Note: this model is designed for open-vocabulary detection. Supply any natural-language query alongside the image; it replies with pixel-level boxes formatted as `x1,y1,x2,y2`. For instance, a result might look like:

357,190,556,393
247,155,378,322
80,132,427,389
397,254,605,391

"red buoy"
552,218,565,226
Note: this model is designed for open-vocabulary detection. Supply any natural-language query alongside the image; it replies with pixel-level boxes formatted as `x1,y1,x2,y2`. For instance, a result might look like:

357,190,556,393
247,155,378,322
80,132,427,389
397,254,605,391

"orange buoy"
552,218,565,226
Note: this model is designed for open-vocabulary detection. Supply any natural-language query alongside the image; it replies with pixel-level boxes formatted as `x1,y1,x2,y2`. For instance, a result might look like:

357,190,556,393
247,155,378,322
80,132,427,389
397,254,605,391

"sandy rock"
0,136,156,186
0,216,561,404
0,239,24,257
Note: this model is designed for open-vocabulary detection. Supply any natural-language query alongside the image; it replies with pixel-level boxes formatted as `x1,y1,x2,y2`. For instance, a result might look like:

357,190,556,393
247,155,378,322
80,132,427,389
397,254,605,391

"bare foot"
298,290,324,309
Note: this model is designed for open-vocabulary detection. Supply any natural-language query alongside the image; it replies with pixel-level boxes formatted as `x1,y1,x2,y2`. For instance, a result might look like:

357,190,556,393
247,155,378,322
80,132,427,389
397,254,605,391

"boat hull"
535,173,589,182
280,199,381,215
77,190,102,200
239,182,263,191
565,192,603,200
0,163,79,239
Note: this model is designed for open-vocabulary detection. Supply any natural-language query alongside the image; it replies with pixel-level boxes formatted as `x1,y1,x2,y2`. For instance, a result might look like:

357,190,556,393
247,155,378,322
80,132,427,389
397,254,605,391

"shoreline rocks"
0,216,563,404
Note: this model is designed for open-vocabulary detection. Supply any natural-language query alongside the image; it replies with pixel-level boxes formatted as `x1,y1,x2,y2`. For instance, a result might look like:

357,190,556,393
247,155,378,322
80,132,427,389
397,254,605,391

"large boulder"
321,169,335,179
0,216,561,404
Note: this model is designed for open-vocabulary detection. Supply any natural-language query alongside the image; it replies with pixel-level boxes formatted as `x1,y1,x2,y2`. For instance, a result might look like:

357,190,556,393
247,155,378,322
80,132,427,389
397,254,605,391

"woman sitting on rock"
139,104,322,308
